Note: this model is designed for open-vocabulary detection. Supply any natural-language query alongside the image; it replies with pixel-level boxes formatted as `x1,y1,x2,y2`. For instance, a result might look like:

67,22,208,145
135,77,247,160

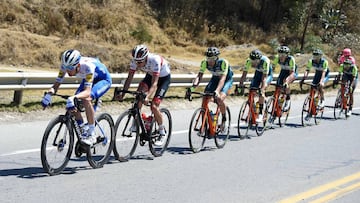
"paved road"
0,91,360,203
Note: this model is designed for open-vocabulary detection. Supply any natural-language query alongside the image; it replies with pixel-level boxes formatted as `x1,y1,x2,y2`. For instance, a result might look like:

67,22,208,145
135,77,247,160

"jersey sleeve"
263,58,270,75
199,60,207,73
306,60,312,71
220,59,229,75
289,56,296,72
244,59,251,72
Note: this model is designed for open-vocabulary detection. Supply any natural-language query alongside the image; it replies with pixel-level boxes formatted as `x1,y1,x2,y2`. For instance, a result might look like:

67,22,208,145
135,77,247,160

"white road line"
1,107,359,157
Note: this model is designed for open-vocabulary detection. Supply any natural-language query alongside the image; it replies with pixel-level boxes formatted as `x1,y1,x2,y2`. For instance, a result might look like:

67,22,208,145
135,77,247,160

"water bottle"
314,97,319,106
255,101,259,114
210,111,215,121
279,97,284,107
142,113,152,131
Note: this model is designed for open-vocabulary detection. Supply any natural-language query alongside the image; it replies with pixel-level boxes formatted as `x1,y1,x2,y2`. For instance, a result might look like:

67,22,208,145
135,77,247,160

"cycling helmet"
312,49,323,55
61,49,81,70
343,58,353,65
132,44,149,61
278,46,290,54
205,47,220,57
343,48,351,57
249,49,262,60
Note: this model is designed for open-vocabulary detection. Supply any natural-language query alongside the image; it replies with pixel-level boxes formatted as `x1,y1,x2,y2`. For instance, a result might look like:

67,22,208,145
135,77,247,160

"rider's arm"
303,60,312,79
121,69,135,98
239,59,250,85
319,60,329,85
193,60,206,86
261,59,270,89
49,68,66,94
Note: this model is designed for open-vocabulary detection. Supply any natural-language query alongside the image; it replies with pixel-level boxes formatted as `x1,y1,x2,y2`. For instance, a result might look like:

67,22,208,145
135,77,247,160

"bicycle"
300,82,324,126
266,83,290,128
41,94,115,175
186,88,231,153
334,80,351,119
113,89,172,160
237,86,268,139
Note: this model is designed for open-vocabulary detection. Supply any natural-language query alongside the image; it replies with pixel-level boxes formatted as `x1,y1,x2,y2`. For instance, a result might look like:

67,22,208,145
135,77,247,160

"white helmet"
61,49,81,70
132,45,149,61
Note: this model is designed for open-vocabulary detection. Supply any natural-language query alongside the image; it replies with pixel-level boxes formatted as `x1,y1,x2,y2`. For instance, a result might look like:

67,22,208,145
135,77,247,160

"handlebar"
185,87,218,102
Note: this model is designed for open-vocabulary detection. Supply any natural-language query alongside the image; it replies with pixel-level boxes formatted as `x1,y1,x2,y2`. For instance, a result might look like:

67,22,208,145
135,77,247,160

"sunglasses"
206,56,218,61
313,53,321,56
135,59,145,64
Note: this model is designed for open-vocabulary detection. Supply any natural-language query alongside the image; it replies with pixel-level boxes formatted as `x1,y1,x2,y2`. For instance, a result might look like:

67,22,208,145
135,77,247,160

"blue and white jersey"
56,57,111,87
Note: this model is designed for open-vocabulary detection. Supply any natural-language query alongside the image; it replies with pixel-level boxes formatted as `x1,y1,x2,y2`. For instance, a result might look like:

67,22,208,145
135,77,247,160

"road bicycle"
300,82,324,126
334,80,352,119
237,86,268,139
266,83,290,128
186,88,231,153
41,94,115,175
113,89,172,160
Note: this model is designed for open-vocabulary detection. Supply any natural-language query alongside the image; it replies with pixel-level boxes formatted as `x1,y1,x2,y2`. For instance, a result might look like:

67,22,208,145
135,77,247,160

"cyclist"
239,49,273,122
116,44,171,145
272,46,297,111
338,48,356,65
300,48,330,108
192,47,233,127
41,49,112,146
336,59,358,116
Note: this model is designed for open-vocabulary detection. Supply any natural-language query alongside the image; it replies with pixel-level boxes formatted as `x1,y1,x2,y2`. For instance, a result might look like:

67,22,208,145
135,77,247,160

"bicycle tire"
188,108,207,153
334,89,343,120
314,100,324,125
237,101,250,139
279,100,290,127
301,96,312,126
86,113,115,168
214,106,231,149
41,115,74,176
255,101,267,136
149,108,172,157
113,110,139,161
265,97,276,127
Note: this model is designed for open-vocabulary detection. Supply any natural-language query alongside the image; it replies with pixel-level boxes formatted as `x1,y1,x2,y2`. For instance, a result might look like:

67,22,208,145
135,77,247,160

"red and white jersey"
338,55,356,65
130,53,171,77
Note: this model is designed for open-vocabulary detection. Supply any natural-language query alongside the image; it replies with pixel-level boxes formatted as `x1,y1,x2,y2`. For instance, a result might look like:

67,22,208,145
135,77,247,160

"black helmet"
278,46,290,54
249,49,262,60
205,47,220,57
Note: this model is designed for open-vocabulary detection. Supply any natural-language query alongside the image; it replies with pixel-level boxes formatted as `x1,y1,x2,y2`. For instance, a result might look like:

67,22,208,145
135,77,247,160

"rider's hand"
41,93,52,108
320,82,324,87
66,96,76,110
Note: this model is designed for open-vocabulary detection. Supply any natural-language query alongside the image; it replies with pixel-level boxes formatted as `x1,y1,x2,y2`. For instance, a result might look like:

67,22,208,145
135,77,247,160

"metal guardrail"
0,71,337,104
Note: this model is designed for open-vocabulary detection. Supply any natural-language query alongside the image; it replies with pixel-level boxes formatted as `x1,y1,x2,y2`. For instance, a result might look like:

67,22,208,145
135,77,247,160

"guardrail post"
12,71,27,105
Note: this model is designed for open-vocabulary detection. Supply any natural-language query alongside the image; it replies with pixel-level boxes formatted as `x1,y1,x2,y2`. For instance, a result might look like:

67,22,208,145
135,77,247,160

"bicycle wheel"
279,100,290,127
86,113,115,169
255,101,268,136
41,115,74,176
149,108,172,157
214,106,231,149
113,110,139,162
334,90,344,120
237,101,250,139
314,99,324,125
265,97,276,127
189,108,207,153
301,96,312,126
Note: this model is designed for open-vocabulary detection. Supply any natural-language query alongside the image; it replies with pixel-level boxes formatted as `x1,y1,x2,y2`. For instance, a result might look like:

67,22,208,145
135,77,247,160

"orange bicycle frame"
201,96,220,136
308,86,318,115
247,89,258,125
